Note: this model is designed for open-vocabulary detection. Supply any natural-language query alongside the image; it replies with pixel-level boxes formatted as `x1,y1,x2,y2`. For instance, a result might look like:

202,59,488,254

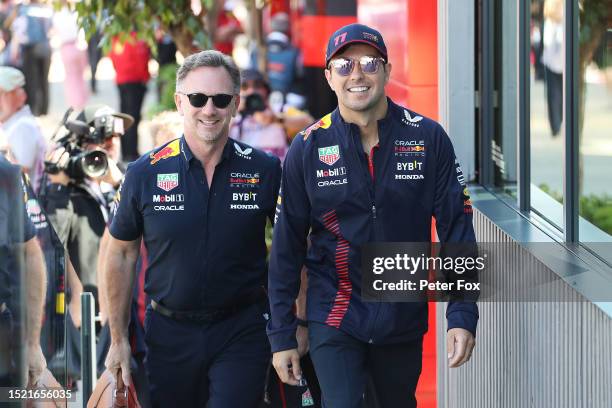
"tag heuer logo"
157,173,179,192
318,145,340,166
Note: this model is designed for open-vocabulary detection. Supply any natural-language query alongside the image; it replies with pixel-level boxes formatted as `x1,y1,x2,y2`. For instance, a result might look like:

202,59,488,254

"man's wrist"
296,318,308,327
26,340,40,348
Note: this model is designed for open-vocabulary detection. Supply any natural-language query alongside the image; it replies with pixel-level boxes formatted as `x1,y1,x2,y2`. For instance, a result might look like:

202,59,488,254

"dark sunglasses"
328,56,386,76
178,92,234,109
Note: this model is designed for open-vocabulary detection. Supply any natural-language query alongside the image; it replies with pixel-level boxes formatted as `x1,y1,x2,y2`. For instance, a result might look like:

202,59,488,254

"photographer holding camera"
229,69,288,162
41,104,133,311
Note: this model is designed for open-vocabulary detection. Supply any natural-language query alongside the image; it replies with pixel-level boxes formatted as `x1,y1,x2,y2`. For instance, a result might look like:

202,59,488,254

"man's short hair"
176,50,241,94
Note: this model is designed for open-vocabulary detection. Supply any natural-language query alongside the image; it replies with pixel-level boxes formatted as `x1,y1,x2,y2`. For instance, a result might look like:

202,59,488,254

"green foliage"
69,0,211,55
539,184,612,235
148,63,179,117
580,194,612,234
580,0,612,49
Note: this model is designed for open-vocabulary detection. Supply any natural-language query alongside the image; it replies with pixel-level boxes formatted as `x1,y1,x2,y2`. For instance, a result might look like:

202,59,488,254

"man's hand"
46,147,71,185
105,337,132,386
99,157,123,187
27,343,47,386
447,328,475,368
272,349,302,385
296,326,309,357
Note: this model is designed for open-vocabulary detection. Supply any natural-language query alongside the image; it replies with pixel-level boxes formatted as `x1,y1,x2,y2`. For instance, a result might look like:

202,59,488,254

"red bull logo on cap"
150,139,181,165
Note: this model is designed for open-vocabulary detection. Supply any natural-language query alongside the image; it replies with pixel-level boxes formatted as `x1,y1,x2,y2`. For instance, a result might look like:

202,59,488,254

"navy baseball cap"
325,23,388,67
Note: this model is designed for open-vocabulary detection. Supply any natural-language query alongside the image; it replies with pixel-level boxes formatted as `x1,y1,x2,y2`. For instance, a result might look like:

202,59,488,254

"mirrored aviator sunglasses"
329,56,385,76
181,92,234,109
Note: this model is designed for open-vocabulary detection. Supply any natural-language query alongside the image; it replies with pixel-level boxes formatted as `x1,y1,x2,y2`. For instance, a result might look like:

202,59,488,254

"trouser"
309,322,423,408
118,82,148,162
60,42,89,110
144,300,270,408
21,44,51,116
87,30,103,92
545,67,563,136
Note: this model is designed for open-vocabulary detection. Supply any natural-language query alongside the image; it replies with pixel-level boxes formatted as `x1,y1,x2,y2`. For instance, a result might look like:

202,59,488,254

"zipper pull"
371,205,377,220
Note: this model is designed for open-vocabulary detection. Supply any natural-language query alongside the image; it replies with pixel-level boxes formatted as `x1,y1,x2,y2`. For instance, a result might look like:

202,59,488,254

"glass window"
530,0,565,229
578,6,612,243
494,0,519,198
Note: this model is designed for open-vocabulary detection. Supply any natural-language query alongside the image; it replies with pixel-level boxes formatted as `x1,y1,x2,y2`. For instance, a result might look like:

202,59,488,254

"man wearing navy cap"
104,50,281,407
268,23,478,407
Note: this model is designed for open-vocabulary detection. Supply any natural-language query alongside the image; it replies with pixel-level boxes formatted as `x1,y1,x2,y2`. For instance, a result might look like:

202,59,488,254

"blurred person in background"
230,68,288,162
542,0,563,136
42,104,132,308
214,0,243,56
0,153,47,388
52,0,89,111
40,104,132,382
148,110,183,148
0,0,18,66
0,66,47,193
154,27,177,102
251,12,303,102
87,26,102,94
10,0,52,116
109,32,150,162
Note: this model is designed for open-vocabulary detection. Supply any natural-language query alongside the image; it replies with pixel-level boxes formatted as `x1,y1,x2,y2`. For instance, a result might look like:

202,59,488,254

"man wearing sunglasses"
104,50,282,407
268,23,478,407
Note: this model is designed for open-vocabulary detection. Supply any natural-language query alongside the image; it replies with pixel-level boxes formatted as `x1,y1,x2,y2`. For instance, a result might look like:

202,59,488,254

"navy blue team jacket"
267,98,478,353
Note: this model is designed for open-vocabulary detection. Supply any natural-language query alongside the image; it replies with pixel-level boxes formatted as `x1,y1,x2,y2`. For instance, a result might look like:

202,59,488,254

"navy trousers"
309,322,423,408
144,300,270,408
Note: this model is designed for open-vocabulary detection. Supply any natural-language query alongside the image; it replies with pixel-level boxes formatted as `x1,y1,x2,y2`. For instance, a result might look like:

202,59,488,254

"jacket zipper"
367,144,381,343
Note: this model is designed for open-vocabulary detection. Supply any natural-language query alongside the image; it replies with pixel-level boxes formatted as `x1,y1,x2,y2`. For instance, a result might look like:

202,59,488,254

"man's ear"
174,93,184,115
232,94,241,117
384,63,392,85
324,69,334,91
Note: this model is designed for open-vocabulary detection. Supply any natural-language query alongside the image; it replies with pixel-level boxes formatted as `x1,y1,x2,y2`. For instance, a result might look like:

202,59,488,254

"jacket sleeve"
432,125,479,337
268,157,282,224
109,163,143,241
267,136,311,352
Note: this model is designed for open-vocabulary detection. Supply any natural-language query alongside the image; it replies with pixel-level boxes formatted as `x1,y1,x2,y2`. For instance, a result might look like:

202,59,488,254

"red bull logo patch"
150,139,181,165
302,113,332,141
157,173,179,192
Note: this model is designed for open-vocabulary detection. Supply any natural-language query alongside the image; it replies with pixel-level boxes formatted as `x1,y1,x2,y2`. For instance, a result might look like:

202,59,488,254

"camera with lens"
242,93,267,117
44,108,125,181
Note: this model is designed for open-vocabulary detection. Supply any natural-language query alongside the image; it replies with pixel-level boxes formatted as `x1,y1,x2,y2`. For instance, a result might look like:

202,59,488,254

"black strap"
151,289,266,322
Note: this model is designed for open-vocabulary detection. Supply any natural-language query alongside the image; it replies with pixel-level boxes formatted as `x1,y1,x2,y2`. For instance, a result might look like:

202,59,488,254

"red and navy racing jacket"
267,98,478,353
